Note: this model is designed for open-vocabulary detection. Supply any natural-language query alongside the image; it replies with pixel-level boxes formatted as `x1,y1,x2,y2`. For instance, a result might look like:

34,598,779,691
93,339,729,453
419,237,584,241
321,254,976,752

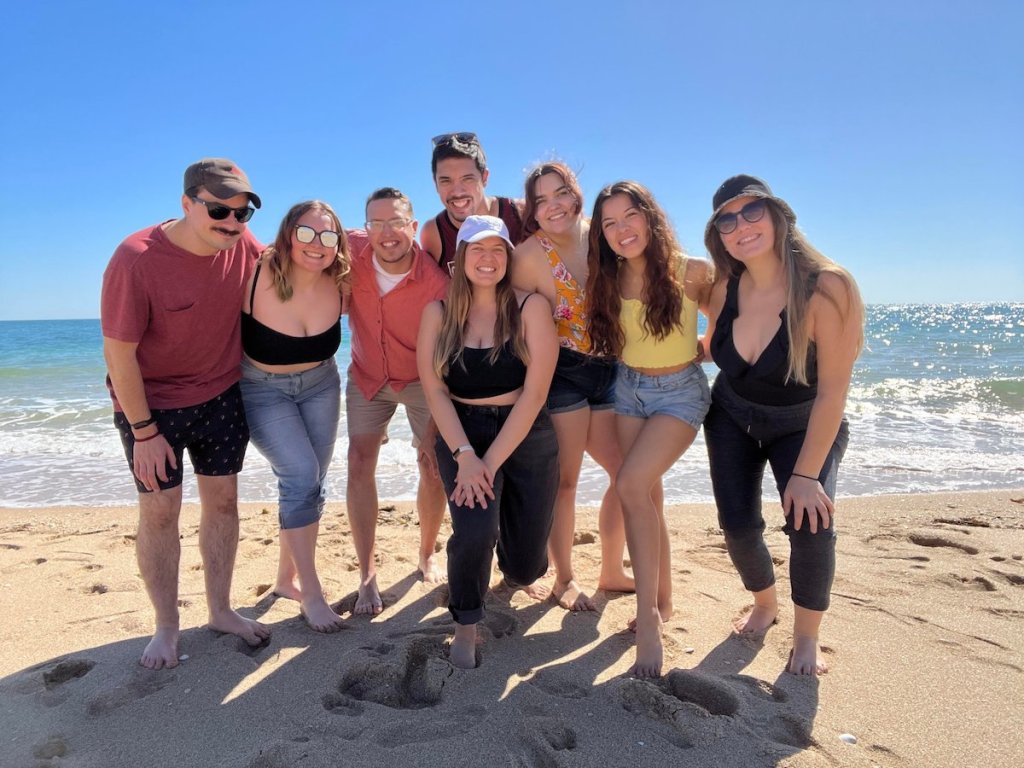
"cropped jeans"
239,358,341,530
703,374,849,611
435,403,559,625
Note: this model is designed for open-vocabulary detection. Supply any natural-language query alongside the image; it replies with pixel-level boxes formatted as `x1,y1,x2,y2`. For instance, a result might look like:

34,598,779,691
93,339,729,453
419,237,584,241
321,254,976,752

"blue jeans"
704,374,849,611
435,403,559,625
239,358,341,529
614,361,711,429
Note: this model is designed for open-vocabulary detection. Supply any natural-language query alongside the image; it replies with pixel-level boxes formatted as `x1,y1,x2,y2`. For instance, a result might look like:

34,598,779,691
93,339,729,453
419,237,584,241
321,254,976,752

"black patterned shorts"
114,383,249,493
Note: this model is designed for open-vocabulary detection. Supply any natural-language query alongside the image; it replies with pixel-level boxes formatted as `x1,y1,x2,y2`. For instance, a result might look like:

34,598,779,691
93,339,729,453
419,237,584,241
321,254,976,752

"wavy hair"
521,161,584,237
585,181,685,358
262,200,350,302
432,240,529,378
705,198,864,384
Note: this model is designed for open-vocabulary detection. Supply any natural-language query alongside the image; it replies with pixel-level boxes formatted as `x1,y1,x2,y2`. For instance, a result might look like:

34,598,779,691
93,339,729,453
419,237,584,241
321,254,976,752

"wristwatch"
452,444,474,459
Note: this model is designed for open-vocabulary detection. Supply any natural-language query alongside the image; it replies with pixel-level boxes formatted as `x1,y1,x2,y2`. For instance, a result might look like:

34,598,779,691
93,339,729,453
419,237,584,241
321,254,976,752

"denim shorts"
613,362,712,429
546,346,617,414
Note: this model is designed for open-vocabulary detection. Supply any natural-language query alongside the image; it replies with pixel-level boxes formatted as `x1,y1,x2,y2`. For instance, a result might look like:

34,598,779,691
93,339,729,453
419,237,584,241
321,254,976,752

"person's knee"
347,436,381,476
449,515,497,555
139,496,180,529
615,468,651,506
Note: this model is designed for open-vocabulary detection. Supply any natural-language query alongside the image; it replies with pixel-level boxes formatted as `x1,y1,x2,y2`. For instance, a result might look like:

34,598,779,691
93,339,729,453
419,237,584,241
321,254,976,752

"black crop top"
241,263,342,366
710,275,817,406
441,295,531,399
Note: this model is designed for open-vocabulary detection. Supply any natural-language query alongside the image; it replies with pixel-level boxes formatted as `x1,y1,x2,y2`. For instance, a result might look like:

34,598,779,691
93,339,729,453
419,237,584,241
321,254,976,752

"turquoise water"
1,305,1022,507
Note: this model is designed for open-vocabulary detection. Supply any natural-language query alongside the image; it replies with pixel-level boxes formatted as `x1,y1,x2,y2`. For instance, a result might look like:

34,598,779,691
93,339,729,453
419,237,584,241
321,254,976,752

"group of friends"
100,133,863,680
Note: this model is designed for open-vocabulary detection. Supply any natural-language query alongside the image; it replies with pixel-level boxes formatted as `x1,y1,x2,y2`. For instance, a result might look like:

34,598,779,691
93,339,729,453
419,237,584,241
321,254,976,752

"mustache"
212,226,241,237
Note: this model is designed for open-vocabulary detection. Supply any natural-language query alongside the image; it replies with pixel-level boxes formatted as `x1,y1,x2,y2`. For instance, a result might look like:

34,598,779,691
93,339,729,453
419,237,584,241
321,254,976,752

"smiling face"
531,171,580,235
717,195,776,263
289,210,339,275
599,192,649,261
180,190,251,255
366,197,418,273
434,157,489,224
463,236,508,287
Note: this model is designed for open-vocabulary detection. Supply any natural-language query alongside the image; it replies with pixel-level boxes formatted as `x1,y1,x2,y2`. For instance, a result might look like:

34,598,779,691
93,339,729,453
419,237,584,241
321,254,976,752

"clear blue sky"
1,1,1021,320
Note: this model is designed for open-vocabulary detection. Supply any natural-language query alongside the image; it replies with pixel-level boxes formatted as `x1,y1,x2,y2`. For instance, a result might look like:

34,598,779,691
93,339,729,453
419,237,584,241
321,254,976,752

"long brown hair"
432,240,529,377
521,162,584,237
705,197,864,384
262,200,350,301
586,181,685,358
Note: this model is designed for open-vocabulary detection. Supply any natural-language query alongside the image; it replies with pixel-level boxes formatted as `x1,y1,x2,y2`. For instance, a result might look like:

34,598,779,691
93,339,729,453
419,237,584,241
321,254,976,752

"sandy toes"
208,609,270,645
139,626,180,670
552,579,596,611
354,575,384,615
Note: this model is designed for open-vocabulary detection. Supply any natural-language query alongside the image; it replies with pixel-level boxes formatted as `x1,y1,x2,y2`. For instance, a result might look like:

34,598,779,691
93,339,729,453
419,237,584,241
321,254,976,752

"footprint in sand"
908,533,979,555
42,658,96,689
374,706,488,747
483,609,518,639
330,635,451,710
663,670,741,717
529,668,591,699
33,735,69,760
86,671,174,716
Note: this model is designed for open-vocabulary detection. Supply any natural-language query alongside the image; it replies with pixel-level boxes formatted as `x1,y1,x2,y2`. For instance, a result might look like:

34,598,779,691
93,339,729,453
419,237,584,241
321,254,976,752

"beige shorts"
345,376,432,445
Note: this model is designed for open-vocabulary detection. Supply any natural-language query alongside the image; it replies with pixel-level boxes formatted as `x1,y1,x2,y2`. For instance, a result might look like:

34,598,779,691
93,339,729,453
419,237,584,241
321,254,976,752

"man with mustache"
101,158,268,669
421,132,524,271
343,188,450,614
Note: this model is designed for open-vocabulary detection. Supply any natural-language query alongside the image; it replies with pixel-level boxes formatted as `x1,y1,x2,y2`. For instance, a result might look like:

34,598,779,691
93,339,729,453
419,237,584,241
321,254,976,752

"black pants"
704,375,849,611
435,403,559,625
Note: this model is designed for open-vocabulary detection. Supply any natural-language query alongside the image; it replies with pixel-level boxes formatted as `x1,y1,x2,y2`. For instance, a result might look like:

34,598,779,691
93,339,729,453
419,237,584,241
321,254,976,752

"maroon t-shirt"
101,222,262,410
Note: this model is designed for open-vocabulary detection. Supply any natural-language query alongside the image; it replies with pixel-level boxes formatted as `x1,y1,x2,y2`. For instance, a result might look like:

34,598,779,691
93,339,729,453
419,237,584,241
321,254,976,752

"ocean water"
1,305,1022,508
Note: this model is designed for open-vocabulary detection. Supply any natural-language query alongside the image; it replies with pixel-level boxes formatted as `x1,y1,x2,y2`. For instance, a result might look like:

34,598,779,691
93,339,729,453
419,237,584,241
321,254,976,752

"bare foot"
450,623,478,669
501,577,550,602
597,571,636,594
140,626,180,670
300,596,345,633
788,635,828,676
209,609,270,646
419,553,444,585
354,574,383,616
272,580,303,602
733,603,778,636
628,612,664,678
627,604,674,633
551,578,596,612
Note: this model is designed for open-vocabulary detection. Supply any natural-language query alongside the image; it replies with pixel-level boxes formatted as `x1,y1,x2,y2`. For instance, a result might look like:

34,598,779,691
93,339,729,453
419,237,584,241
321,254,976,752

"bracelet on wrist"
131,416,157,430
791,472,819,482
134,431,161,444
452,444,474,460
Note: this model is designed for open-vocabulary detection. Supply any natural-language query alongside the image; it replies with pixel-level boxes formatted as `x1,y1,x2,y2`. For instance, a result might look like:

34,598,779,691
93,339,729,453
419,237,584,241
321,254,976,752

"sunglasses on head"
713,199,768,235
294,225,340,249
190,196,255,223
431,131,479,147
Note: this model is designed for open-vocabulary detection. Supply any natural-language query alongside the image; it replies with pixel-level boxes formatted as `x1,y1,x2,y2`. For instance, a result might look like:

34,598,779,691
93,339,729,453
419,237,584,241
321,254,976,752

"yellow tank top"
620,256,699,369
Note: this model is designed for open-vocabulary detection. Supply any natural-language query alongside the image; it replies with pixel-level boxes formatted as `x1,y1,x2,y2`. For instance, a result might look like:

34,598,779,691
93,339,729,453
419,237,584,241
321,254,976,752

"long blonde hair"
262,200,350,301
432,240,529,378
706,199,863,385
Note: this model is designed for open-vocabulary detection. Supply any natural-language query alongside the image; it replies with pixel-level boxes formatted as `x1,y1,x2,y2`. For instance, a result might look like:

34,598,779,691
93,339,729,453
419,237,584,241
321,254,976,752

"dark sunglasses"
431,131,479,147
294,225,340,249
190,196,255,223
713,199,768,235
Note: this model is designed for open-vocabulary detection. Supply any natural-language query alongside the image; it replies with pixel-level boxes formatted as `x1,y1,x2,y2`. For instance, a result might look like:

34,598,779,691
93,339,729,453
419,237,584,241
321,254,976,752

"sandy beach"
1,490,1022,767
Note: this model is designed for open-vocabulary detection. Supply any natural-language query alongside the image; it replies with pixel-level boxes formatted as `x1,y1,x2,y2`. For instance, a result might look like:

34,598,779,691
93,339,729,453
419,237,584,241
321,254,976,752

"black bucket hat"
703,174,795,252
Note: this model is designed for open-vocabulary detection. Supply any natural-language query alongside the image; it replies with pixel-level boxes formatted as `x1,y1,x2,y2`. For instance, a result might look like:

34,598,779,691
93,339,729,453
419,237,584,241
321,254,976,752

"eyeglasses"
431,132,479,147
190,196,255,223
713,199,768,235
364,217,411,232
294,225,340,248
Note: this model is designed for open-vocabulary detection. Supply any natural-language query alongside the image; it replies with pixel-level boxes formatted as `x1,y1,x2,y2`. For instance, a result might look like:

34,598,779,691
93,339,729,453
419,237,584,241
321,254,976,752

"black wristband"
791,472,819,482
131,416,157,430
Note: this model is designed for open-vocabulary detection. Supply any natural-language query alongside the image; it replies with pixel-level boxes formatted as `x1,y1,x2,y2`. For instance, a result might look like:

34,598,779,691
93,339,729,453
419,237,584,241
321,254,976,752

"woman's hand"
452,452,495,508
783,474,833,534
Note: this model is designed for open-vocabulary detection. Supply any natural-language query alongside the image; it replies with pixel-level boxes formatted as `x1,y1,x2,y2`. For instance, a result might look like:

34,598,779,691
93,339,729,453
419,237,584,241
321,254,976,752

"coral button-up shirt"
345,230,450,400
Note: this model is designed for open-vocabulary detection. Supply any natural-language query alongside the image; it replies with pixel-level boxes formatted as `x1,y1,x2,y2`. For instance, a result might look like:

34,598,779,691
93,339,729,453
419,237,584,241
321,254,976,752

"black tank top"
241,263,342,366
710,275,817,406
434,196,524,270
441,295,531,399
